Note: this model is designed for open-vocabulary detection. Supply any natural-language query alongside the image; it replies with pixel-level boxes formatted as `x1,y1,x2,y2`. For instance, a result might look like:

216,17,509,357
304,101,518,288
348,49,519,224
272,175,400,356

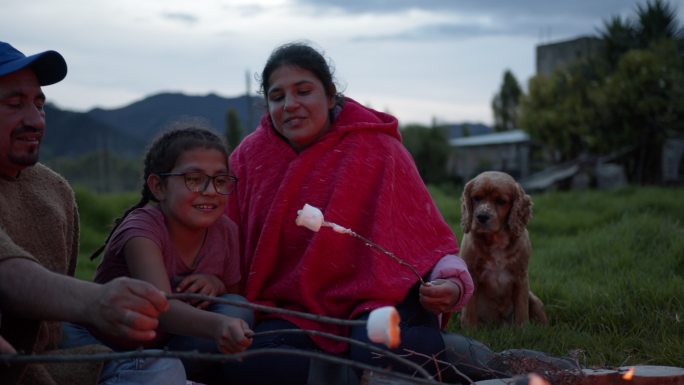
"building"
536,36,604,76
447,129,531,182
663,137,684,184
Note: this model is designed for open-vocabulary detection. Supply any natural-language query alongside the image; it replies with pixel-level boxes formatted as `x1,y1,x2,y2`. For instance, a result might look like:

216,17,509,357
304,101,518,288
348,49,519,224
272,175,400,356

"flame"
622,367,635,381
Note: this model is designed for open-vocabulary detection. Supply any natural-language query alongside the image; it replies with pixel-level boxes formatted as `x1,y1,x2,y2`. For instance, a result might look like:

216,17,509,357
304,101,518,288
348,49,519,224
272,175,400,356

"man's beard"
8,126,41,167
8,148,40,167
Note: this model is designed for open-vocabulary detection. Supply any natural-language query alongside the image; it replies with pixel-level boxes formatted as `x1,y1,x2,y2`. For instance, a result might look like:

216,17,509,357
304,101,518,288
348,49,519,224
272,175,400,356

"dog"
459,171,548,327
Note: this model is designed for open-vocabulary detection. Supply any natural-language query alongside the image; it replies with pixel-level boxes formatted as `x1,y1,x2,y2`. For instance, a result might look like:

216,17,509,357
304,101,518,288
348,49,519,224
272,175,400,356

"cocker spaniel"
459,171,548,327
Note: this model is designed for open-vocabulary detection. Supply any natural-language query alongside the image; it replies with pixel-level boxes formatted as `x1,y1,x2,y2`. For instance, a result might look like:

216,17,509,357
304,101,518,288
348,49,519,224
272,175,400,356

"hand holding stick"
296,203,427,285
167,292,401,349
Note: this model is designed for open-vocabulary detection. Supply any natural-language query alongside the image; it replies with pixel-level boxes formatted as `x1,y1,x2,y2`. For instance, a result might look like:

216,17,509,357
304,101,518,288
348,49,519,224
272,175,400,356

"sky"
2,0,683,126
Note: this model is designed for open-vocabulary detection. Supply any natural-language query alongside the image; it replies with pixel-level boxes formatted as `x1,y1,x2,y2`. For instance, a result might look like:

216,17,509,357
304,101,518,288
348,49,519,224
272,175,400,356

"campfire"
622,367,635,381
508,366,684,385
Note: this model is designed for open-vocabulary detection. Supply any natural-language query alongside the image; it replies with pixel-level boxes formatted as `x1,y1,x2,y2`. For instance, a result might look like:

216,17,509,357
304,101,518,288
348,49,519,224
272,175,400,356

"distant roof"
449,129,530,147
536,35,602,49
520,163,580,192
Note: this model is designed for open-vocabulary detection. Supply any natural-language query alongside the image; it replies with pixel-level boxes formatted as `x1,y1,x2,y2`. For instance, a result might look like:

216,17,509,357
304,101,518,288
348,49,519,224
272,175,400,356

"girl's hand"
215,316,253,354
419,279,461,315
176,274,226,309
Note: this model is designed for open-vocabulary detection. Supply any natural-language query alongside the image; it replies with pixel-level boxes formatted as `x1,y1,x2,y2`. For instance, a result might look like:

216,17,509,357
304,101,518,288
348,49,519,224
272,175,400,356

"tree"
492,70,523,132
519,0,684,183
519,62,601,162
599,15,636,68
599,0,681,67
592,40,684,183
593,0,683,183
400,124,450,184
634,0,681,48
225,108,242,153
47,151,141,192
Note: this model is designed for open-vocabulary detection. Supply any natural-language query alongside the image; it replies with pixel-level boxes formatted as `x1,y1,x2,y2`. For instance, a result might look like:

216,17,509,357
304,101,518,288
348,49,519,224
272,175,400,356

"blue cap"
0,41,67,85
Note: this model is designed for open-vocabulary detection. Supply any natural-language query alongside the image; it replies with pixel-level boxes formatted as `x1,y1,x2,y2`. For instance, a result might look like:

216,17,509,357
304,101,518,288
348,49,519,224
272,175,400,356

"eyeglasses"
157,172,237,195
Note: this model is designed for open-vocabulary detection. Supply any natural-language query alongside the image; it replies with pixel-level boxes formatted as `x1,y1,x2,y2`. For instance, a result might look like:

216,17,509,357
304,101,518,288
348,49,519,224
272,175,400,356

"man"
0,41,185,384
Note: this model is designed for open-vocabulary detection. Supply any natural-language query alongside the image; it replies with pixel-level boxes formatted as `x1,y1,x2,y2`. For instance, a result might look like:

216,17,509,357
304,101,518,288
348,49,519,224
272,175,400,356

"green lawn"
76,185,684,368
432,186,684,368
74,185,139,280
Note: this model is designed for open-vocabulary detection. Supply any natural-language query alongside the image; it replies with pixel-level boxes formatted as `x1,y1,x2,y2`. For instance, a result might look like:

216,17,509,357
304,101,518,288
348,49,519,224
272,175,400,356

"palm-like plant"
598,0,682,66
593,0,684,184
598,15,636,67
634,0,681,48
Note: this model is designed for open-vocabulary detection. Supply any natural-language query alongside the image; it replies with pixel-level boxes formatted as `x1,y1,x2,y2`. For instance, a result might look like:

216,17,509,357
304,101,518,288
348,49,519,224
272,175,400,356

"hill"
40,92,492,192
43,92,492,162
87,92,264,145
42,104,145,159
41,93,264,161
445,122,493,138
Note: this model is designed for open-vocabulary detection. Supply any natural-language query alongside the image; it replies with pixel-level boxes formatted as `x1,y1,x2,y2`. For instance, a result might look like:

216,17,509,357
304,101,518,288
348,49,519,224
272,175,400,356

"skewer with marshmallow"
296,203,428,286
168,292,400,349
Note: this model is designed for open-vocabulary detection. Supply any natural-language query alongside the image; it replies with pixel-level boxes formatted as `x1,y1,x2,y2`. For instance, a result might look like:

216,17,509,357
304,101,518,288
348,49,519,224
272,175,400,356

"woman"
226,42,474,384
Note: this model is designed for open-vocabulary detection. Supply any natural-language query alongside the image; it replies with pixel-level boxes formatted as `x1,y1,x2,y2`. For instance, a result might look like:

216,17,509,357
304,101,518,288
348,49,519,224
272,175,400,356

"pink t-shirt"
94,204,241,290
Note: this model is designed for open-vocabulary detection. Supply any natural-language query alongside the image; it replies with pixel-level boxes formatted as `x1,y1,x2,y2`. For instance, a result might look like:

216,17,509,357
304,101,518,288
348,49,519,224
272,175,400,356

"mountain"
41,93,265,161
42,104,146,159
41,91,491,161
40,92,492,192
87,92,264,143
445,123,493,139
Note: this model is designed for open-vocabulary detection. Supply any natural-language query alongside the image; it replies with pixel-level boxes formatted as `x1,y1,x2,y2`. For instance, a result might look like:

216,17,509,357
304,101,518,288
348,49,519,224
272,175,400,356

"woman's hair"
259,41,344,106
89,122,228,260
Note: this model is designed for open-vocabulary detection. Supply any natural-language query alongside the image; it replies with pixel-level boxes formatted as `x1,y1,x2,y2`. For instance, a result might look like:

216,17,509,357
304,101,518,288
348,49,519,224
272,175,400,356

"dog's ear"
508,181,532,238
460,179,474,234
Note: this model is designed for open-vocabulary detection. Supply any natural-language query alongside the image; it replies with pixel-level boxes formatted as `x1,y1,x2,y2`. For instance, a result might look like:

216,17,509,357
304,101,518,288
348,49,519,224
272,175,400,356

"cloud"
352,19,544,42
294,0,644,18
161,12,199,25
221,3,269,17
4,0,681,126
297,0,669,41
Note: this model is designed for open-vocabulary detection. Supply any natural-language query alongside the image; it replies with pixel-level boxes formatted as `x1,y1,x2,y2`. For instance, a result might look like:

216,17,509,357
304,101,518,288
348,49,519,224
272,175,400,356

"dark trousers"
224,285,444,385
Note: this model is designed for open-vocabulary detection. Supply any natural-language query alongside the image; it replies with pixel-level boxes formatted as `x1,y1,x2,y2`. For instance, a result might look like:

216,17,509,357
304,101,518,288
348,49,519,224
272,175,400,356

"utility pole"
246,69,253,133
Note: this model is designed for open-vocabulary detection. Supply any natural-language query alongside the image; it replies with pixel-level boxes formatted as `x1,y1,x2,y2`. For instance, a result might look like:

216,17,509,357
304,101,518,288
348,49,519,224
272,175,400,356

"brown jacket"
0,163,108,385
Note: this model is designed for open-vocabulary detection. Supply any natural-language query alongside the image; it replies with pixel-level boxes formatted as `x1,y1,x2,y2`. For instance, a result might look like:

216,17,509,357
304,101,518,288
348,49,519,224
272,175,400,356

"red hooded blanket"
227,98,458,353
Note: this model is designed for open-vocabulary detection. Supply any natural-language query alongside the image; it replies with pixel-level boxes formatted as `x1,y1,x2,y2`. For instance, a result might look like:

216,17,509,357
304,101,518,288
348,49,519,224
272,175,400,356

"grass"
75,185,684,368
434,186,684,368
74,184,139,280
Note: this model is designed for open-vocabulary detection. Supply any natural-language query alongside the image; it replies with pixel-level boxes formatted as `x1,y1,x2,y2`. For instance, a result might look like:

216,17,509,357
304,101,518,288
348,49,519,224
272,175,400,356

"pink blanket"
228,98,458,352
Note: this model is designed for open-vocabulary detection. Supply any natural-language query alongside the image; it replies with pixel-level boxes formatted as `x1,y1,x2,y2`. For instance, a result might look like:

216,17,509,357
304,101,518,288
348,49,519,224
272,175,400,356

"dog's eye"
496,198,507,205
472,196,482,203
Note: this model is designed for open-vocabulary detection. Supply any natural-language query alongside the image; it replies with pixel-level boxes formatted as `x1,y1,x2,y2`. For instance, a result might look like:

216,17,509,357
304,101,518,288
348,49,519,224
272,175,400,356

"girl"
84,124,252,383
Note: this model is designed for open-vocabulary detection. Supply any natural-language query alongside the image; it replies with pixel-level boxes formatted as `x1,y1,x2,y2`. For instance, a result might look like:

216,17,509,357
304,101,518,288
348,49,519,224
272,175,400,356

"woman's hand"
213,316,253,354
176,274,227,309
419,279,461,315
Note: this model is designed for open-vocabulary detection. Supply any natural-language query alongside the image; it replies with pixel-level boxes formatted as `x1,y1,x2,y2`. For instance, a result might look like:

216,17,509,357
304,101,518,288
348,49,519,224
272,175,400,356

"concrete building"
536,36,604,76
